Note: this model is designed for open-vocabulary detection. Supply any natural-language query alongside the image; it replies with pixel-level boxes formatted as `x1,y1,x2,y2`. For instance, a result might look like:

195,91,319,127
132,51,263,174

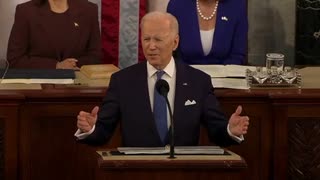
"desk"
0,67,319,180
0,85,108,180
96,150,246,180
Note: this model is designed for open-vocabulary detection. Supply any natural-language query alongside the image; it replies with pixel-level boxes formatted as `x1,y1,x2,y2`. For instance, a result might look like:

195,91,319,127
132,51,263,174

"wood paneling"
1,87,320,180
0,93,23,180
288,118,320,179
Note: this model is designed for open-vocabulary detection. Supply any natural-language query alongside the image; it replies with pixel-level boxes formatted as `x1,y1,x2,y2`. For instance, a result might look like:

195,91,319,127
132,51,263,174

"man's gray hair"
140,11,179,35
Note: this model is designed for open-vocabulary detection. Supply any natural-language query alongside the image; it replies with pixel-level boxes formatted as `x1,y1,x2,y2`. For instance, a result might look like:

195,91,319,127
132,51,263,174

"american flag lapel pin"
221,16,228,21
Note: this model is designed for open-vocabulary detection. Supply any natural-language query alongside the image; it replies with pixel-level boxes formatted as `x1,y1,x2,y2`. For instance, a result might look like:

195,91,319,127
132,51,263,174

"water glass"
266,53,284,72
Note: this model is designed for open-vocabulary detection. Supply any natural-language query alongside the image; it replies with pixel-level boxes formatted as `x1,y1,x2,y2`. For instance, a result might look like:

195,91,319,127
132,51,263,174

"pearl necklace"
196,0,219,21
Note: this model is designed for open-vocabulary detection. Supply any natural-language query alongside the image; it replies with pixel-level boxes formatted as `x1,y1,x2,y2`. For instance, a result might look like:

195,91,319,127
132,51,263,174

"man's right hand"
77,106,99,133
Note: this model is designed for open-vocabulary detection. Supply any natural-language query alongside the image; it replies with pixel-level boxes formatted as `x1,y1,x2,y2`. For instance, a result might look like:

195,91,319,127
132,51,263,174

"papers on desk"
117,146,224,155
80,64,119,79
212,78,248,89
191,65,255,89
191,64,256,78
0,83,42,90
1,78,74,84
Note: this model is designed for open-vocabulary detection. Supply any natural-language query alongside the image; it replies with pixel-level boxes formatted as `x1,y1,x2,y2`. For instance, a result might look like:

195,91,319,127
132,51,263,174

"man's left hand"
229,105,249,137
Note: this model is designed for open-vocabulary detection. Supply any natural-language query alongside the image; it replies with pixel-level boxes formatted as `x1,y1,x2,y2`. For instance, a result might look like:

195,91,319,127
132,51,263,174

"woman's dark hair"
32,0,47,6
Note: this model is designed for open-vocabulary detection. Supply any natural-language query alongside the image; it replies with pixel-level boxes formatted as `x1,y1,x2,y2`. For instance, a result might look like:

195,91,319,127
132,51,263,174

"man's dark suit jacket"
82,60,238,147
7,0,101,69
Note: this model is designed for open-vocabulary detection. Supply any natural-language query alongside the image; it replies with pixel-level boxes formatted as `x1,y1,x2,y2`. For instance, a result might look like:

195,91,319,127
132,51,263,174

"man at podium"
75,12,249,147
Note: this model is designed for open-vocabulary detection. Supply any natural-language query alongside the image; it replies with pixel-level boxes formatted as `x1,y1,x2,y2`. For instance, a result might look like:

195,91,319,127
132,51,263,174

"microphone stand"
155,79,175,159
164,96,175,159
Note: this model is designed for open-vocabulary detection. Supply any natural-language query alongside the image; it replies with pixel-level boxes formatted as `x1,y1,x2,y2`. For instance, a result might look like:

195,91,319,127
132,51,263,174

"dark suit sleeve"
7,5,58,68
79,73,120,146
223,0,248,65
76,4,102,67
201,76,239,146
166,0,175,14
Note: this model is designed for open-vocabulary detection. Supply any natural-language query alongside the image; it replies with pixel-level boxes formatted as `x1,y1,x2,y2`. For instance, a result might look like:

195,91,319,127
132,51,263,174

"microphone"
0,59,9,84
155,79,175,159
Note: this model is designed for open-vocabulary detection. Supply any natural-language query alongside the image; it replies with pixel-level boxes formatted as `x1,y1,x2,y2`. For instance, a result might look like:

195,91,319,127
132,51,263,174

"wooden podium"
95,150,247,180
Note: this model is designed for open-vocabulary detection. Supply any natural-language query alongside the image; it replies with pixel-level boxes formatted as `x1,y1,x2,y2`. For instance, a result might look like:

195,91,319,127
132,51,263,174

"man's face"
141,18,179,69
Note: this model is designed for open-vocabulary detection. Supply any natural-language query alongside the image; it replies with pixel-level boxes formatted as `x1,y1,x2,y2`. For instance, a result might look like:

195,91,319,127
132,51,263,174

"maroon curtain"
101,0,119,65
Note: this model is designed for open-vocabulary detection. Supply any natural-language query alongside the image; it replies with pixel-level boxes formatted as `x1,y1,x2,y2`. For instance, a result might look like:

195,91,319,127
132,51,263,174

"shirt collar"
147,57,175,78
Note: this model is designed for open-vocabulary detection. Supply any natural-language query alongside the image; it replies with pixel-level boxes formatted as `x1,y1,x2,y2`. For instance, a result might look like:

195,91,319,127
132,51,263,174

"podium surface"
96,150,247,180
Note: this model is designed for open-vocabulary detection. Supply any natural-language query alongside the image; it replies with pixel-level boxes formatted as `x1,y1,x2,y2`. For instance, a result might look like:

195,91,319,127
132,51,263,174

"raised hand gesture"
77,106,99,133
228,105,249,137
